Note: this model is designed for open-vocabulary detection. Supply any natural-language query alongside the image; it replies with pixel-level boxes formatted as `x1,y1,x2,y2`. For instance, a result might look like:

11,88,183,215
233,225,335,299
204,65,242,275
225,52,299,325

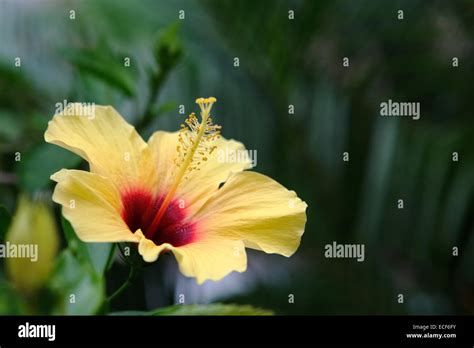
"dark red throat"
121,188,196,247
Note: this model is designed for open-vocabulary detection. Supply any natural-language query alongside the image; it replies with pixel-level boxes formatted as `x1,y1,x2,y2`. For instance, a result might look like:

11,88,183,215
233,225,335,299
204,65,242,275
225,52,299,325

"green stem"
106,265,136,305
104,243,117,272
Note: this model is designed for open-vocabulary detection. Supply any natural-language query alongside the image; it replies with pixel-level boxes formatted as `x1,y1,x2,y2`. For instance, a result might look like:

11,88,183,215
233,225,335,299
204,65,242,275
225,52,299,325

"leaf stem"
106,265,136,305
104,243,117,272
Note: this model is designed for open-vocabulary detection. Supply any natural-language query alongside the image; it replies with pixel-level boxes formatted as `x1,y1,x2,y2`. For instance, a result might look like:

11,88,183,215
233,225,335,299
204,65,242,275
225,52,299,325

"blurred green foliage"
48,249,104,315
0,0,473,315
64,48,137,97
0,206,10,241
18,145,82,193
112,303,273,316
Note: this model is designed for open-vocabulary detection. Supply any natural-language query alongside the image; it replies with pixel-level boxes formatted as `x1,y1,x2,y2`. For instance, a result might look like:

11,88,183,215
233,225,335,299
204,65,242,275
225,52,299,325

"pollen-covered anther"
175,97,221,174
195,96,217,115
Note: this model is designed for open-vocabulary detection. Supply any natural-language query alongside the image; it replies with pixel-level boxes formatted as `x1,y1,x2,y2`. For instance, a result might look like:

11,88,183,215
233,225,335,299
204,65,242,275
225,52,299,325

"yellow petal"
135,230,170,262
194,171,307,257
51,169,138,243
145,131,180,194
146,131,252,214
172,238,247,284
45,104,147,188
136,228,247,284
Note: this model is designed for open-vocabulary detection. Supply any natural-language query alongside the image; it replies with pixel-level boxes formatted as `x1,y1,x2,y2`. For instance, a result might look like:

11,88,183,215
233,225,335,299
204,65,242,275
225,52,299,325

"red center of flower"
121,188,196,247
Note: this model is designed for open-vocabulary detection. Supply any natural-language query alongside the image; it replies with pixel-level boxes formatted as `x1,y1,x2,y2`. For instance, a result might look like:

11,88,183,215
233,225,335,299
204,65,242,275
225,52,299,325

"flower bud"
5,195,59,295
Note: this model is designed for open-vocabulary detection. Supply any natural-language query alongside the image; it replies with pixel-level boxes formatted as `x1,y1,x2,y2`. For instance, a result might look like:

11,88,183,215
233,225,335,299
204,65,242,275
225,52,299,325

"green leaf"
17,143,82,192
111,304,273,316
89,243,116,274
152,304,273,316
48,250,104,315
65,49,136,97
0,205,11,242
0,279,27,315
61,217,88,264
0,61,44,111
153,22,183,72
61,217,114,276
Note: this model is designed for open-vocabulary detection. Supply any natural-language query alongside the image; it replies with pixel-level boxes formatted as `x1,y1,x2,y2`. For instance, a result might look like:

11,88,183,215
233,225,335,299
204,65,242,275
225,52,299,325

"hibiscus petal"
135,230,170,262
136,229,247,284
51,169,138,242
145,131,180,194
171,238,246,284
193,171,307,257
45,104,148,188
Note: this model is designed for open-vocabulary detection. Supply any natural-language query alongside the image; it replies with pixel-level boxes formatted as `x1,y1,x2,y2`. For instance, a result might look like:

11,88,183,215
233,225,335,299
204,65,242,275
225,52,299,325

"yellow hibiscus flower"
45,97,307,284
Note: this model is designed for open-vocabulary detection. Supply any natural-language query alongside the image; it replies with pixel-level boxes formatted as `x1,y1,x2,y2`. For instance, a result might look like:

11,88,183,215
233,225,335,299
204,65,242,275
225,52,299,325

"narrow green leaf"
87,243,115,275
153,22,183,71
65,49,136,97
61,217,88,263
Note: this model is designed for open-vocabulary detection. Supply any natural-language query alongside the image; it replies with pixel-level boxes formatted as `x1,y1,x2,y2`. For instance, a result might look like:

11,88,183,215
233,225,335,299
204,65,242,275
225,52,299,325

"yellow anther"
195,97,217,113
